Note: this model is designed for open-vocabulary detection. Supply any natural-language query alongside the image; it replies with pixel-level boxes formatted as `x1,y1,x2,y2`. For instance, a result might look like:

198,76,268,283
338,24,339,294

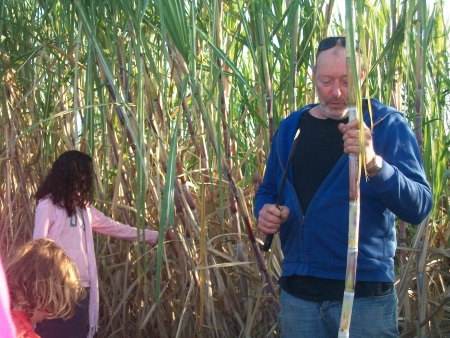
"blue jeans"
279,288,398,338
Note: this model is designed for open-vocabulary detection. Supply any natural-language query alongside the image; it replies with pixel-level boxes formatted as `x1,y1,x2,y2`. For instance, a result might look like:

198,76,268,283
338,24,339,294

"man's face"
313,46,349,120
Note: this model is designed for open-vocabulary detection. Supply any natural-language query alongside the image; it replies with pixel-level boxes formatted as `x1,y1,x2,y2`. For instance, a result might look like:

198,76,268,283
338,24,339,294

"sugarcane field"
1,0,449,337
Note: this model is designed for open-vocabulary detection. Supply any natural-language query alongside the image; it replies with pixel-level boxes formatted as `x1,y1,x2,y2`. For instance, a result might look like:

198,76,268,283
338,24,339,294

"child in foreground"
5,238,85,338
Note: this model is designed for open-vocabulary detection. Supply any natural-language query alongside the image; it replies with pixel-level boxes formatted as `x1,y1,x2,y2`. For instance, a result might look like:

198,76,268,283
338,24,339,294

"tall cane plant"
339,0,364,336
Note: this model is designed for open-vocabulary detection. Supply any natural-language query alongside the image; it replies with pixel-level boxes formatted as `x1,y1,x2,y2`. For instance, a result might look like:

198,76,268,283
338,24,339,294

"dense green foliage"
1,0,449,336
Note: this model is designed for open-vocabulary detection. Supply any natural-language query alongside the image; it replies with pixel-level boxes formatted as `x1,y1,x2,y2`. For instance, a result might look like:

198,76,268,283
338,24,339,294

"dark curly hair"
35,150,95,217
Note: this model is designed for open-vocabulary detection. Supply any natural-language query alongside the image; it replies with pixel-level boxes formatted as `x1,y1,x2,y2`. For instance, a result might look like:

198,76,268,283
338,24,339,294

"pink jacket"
33,198,157,338
0,260,16,338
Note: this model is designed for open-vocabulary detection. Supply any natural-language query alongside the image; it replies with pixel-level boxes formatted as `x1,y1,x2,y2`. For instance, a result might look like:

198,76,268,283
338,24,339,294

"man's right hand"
257,204,290,234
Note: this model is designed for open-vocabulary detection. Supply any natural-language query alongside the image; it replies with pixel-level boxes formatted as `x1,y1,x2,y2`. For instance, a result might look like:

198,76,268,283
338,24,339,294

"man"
255,36,432,337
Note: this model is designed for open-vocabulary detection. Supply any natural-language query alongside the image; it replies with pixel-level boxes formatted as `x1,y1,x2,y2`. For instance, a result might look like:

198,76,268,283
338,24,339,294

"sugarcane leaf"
155,112,179,302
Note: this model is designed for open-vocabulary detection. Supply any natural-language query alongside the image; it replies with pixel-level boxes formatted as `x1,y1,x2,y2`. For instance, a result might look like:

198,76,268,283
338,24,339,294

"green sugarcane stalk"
339,0,363,336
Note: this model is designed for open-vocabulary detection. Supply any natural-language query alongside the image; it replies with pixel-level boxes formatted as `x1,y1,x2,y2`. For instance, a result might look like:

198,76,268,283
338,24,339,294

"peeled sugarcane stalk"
338,147,360,337
339,1,363,336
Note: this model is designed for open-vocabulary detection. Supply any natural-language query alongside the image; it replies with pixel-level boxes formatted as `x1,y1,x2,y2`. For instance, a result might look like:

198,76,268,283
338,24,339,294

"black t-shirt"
292,110,347,213
280,109,393,301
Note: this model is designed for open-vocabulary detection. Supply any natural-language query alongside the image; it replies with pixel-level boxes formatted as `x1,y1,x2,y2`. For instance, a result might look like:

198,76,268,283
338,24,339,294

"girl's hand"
145,230,159,246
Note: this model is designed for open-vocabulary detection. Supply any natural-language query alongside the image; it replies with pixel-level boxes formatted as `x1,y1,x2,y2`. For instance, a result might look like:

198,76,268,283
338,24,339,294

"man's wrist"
366,155,383,176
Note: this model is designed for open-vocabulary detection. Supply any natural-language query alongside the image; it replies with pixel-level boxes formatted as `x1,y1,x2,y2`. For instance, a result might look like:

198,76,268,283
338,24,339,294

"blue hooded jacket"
254,98,432,283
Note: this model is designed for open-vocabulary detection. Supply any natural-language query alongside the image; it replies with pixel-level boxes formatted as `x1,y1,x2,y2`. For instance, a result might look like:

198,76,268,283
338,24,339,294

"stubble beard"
317,94,349,120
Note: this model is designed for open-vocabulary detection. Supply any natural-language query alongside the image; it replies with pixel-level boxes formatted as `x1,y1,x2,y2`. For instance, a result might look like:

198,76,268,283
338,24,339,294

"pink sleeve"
33,199,54,239
0,260,16,338
88,206,158,245
88,205,145,241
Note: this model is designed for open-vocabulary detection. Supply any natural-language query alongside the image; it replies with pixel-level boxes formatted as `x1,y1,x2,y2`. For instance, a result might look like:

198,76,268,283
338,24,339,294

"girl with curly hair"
5,238,85,338
33,150,159,338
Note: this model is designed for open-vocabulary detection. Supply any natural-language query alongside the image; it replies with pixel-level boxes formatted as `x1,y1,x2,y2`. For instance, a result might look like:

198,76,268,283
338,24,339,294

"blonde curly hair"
5,238,86,320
